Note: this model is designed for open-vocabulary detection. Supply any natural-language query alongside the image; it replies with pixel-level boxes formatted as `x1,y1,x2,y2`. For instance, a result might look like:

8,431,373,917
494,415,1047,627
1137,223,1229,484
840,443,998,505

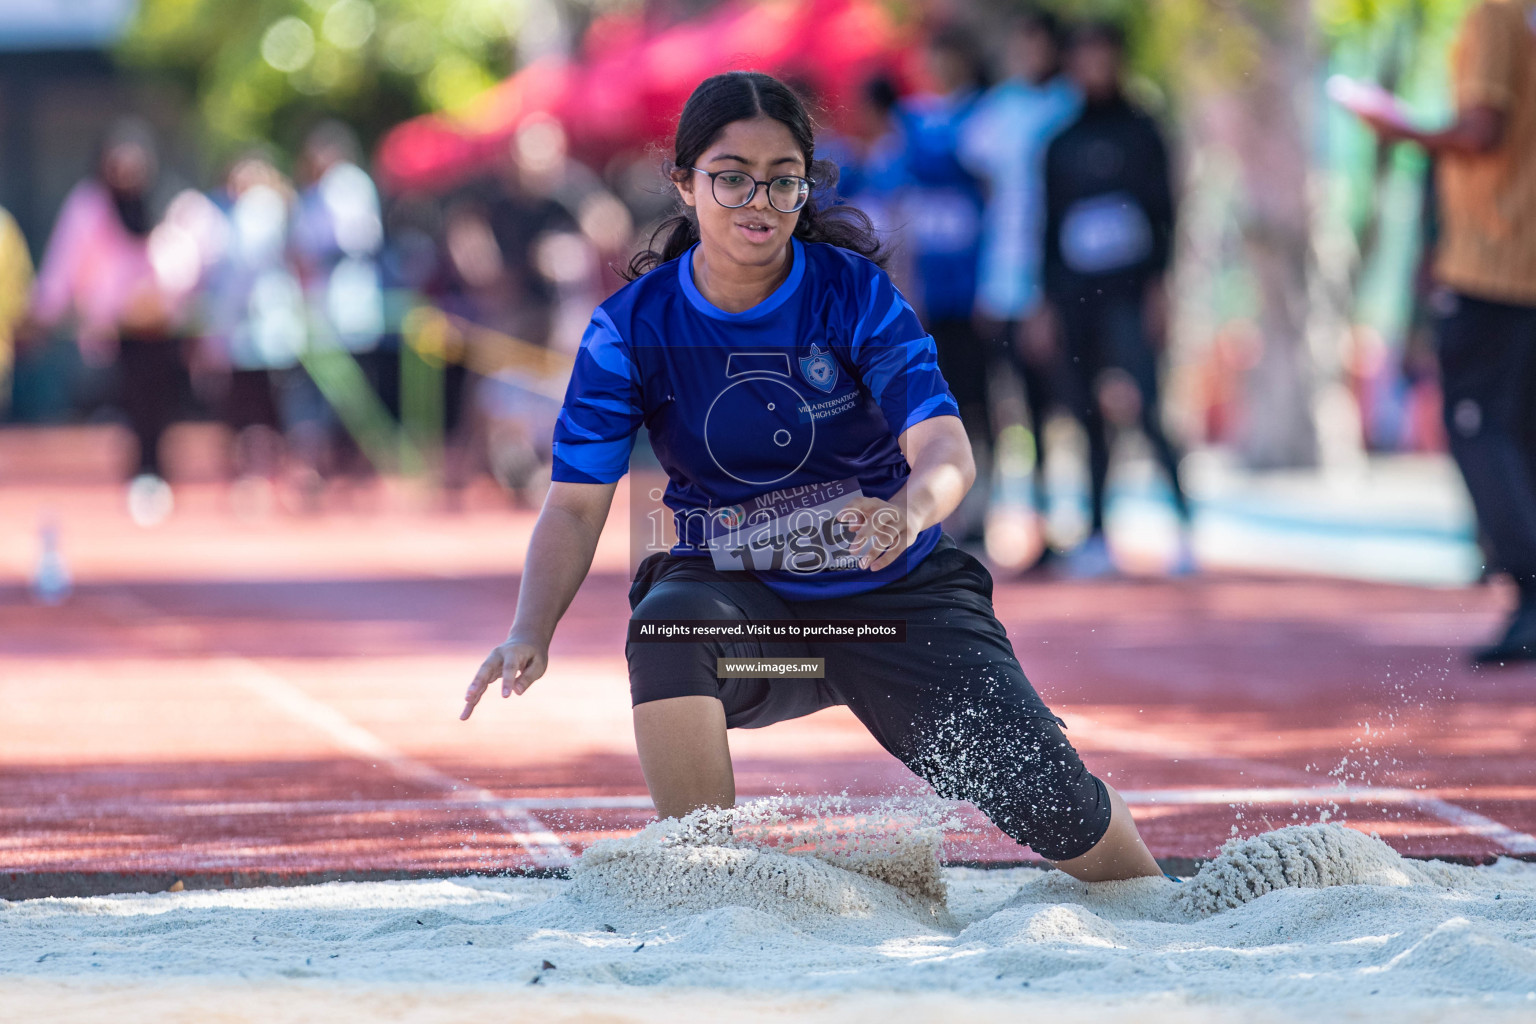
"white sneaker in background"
1063,533,1116,580
30,515,72,605
127,473,175,527
1170,533,1199,577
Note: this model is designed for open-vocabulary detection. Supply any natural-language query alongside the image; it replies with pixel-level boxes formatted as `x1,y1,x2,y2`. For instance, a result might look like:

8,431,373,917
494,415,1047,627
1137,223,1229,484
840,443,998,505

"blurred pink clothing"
31,180,176,364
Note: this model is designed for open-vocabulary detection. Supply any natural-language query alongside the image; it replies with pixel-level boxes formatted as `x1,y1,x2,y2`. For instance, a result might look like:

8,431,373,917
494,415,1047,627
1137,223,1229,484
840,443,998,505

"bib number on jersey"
707,478,864,573
1060,192,1152,274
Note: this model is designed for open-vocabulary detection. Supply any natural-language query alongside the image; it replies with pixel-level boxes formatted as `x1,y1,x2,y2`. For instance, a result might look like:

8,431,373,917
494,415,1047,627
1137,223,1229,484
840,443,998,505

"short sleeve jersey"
552,238,960,600
1435,0,1536,305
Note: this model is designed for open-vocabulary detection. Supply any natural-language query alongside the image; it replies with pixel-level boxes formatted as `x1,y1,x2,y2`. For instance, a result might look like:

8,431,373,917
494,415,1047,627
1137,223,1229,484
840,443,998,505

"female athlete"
461,71,1162,882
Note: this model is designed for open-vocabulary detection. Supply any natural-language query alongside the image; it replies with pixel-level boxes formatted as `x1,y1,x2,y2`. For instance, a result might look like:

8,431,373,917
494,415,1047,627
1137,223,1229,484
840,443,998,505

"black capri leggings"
625,534,1113,861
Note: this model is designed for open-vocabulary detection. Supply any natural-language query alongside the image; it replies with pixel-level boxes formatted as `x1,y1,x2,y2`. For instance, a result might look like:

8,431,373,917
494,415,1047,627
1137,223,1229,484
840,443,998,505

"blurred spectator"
897,26,988,542
441,116,620,503
958,10,1080,556
1190,321,1259,447
1353,0,1536,662
289,120,387,491
29,119,201,524
0,203,33,419
823,75,906,235
820,75,913,309
200,151,306,514
460,116,593,352
960,11,1079,327
505,115,612,356
432,195,508,494
1042,22,1192,577
292,121,386,353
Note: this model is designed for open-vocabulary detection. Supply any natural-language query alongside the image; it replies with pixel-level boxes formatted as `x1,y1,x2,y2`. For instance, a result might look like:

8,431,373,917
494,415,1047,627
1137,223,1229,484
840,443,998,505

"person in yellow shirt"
1356,0,1536,663
0,204,34,419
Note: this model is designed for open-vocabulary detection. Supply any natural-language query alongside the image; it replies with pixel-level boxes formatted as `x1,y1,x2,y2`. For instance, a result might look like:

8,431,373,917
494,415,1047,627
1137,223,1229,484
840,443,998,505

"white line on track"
1063,712,1536,855
90,587,574,868
1120,787,1536,854
213,655,575,868
28,785,1536,856
1410,796,1536,855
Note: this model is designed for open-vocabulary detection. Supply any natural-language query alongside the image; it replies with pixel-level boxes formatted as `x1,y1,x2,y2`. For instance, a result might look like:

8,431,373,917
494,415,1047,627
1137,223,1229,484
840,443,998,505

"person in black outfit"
1041,22,1192,577
1349,0,1536,663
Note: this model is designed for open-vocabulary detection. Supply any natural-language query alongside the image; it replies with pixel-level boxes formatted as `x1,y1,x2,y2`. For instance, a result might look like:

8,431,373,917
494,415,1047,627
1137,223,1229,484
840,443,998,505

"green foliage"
1011,0,1474,101
1316,0,1472,40
120,0,528,162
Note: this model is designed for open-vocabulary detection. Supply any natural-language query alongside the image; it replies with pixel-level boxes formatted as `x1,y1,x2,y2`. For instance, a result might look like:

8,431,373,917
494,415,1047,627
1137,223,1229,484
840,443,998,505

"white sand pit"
4,812,1535,1022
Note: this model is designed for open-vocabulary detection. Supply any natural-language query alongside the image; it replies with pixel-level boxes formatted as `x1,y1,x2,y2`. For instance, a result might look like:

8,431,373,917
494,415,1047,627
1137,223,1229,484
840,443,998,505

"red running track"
2,447,1534,895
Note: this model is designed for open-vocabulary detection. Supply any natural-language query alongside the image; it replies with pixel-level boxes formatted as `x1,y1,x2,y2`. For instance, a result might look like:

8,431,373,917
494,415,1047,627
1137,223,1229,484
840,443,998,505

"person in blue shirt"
959,12,1081,549
821,75,907,248
460,71,1163,883
895,29,991,543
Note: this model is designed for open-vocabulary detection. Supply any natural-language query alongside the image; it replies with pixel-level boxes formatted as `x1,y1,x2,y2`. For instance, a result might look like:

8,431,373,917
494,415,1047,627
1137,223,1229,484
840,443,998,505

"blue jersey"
897,90,985,321
552,238,960,600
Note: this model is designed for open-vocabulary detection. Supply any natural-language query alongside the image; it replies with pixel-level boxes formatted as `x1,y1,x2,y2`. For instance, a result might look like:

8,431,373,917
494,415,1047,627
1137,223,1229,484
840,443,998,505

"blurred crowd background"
0,0,1487,572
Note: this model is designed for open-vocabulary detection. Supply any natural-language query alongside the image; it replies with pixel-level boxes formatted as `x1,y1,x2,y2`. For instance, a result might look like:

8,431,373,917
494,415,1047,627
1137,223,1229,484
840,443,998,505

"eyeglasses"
691,167,812,214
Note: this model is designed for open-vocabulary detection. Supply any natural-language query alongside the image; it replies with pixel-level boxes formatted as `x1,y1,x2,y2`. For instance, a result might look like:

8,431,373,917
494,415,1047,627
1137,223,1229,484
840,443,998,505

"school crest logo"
798,344,838,394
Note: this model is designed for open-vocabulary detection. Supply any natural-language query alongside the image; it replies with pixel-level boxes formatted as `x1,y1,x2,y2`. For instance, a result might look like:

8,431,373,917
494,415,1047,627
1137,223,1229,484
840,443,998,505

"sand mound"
567,803,951,930
1177,823,1437,915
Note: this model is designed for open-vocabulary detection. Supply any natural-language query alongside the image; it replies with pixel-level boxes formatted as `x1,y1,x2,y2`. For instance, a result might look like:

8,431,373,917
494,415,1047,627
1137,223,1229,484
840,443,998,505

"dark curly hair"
624,71,887,280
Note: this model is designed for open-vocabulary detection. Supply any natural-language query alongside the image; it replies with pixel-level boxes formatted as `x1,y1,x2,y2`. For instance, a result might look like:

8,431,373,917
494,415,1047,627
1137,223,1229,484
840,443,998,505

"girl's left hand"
840,495,913,572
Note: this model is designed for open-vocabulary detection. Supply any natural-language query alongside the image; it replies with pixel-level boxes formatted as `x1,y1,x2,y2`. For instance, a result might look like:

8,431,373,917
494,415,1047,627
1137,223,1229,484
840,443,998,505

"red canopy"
376,0,914,193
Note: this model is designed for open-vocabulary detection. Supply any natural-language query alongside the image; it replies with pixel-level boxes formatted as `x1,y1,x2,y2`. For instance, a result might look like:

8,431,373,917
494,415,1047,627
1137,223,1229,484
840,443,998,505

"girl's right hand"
460,635,549,720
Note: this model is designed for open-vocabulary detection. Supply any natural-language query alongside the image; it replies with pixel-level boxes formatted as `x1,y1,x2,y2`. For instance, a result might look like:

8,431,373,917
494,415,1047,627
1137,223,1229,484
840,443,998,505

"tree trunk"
1202,1,1321,469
